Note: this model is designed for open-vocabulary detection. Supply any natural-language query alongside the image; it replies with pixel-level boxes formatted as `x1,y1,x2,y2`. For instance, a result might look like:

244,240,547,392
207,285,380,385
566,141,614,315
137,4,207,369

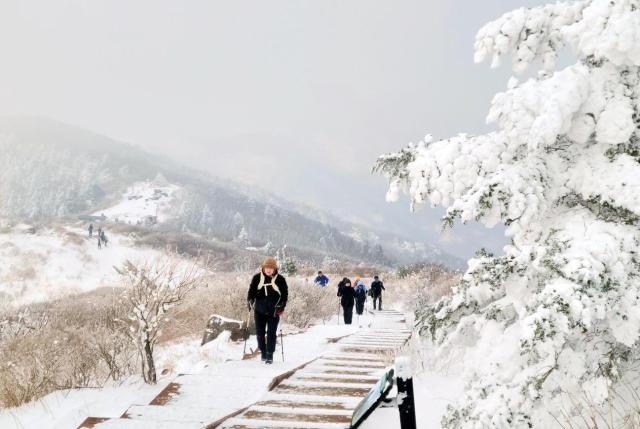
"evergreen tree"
376,1,640,427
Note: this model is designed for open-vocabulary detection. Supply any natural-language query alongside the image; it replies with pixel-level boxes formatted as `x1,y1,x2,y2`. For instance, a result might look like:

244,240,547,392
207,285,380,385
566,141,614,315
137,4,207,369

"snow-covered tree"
115,255,204,384
376,1,640,427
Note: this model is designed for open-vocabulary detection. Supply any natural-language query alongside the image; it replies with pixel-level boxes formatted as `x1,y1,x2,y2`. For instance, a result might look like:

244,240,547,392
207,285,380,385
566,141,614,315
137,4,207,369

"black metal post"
396,357,417,429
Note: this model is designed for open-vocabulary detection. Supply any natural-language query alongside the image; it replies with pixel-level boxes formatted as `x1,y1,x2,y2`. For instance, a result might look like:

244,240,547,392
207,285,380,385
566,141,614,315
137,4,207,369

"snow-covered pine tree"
376,1,640,427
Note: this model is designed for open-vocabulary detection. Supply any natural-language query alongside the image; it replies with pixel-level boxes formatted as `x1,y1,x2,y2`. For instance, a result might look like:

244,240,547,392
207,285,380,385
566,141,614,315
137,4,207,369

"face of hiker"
264,267,276,276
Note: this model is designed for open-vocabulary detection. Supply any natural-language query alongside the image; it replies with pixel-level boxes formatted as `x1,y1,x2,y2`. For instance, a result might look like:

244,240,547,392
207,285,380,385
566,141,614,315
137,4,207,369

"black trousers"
373,295,382,310
254,311,280,354
342,305,354,324
355,299,365,315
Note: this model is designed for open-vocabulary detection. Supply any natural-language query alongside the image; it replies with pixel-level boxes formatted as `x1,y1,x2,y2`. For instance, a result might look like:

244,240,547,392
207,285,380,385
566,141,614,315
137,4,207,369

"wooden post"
395,357,417,429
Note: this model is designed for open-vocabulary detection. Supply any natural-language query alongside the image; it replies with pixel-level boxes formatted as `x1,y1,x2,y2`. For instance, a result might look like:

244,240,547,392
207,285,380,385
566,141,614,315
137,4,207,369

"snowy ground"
93,180,180,225
0,224,160,307
0,306,463,429
0,314,373,429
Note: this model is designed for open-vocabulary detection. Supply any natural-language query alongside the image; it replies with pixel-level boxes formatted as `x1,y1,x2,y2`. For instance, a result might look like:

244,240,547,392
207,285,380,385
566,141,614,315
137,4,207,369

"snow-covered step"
273,382,370,397
338,339,406,346
260,392,361,409
87,418,202,429
295,372,380,381
304,363,385,374
221,417,348,428
249,405,352,417
339,346,397,353
123,404,232,423
242,409,351,424
282,379,376,389
338,343,399,350
346,335,408,340
312,358,386,367
291,374,378,386
320,353,391,362
313,358,385,367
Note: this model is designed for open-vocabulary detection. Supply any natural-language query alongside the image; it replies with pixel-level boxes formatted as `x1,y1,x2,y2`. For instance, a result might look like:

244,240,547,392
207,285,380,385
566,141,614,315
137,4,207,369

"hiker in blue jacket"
354,280,368,315
314,271,330,287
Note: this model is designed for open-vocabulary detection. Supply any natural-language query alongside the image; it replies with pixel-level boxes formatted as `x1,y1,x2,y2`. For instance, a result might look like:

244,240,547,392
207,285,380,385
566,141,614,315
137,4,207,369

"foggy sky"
0,0,550,259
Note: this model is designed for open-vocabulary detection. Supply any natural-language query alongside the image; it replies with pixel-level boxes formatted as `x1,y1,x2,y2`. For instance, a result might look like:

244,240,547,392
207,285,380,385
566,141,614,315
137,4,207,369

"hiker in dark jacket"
247,257,289,364
88,223,94,238
354,279,367,315
337,278,355,324
370,275,385,310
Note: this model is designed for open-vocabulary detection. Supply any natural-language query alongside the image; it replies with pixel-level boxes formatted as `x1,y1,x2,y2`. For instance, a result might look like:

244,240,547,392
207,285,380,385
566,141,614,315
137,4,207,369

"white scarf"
258,272,281,296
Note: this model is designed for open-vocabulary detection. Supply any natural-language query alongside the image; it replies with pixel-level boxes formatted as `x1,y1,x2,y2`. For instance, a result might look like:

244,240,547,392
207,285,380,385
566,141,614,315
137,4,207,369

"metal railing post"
395,357,417,429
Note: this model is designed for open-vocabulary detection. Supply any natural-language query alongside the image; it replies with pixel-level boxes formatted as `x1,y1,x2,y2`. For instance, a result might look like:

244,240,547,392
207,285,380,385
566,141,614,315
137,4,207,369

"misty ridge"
0,116,462,269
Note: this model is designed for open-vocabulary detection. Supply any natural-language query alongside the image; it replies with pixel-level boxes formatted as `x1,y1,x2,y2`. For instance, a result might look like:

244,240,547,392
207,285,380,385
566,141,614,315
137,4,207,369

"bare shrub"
0,288,136,408
115,255,205,384
283,277,338,328
386,263,461,311
161,272,339,342
550,378,640,429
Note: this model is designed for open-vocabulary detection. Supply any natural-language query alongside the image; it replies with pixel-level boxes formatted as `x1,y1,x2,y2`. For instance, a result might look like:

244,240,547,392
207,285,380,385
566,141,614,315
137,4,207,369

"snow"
375,0,640,426
94,180,180,226
0,313,379,429
394,356,412,380
361,371,465,429
0,225,161,307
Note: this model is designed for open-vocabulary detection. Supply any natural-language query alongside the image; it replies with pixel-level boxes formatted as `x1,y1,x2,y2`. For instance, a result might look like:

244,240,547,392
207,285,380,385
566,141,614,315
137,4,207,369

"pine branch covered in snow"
377,0,640,427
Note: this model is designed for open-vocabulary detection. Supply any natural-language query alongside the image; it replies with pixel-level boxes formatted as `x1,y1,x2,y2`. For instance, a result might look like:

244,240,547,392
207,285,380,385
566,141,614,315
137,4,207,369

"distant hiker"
337,278,355,324
370,275,385,310
100,230,109,247
354,279,368,315
314,271,330,287
97,226,103,238
97,236,102,249
88,223,94,237
247,257,288,364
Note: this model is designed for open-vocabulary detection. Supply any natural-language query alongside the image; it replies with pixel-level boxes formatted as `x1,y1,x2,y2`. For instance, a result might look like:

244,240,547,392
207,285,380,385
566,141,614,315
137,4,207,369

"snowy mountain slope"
0,223,161,307
93,179,180,226
0,116,461,268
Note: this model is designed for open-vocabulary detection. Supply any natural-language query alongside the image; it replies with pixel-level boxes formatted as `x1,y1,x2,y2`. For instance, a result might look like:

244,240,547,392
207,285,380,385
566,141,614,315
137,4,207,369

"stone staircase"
219,309,410,429
77,309,410,429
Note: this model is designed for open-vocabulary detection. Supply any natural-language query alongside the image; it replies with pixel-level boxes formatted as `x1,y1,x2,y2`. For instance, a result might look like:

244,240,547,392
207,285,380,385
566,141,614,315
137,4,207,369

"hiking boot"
265,353,273,364
260,351,267,362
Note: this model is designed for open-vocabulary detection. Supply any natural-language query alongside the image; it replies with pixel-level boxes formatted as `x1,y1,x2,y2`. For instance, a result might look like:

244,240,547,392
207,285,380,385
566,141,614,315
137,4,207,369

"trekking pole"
280,329,285,362
338,300,341,325
243,306,253,356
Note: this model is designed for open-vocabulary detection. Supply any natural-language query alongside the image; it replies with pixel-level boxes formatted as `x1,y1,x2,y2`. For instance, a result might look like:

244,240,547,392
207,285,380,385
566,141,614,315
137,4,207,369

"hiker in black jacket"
370,275,385,310
337,277,355,324
247,257,288,364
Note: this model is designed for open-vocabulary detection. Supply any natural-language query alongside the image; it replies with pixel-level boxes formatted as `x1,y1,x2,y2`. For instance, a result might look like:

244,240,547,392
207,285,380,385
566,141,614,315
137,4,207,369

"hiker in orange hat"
247,257,289,364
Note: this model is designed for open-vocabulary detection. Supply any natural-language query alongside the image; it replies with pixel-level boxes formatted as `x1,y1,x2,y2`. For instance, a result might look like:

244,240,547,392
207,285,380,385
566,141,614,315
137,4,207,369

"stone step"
221,416,349,428
85,418,202,429
123,404,234,423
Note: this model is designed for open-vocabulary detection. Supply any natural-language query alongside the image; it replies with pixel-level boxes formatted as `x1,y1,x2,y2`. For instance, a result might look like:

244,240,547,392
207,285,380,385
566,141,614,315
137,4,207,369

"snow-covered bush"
116,255,204,384
376,1,640,427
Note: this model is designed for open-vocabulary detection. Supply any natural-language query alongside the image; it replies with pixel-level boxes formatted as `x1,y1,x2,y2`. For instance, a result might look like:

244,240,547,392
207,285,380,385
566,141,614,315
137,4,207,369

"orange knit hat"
261,256,278,270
